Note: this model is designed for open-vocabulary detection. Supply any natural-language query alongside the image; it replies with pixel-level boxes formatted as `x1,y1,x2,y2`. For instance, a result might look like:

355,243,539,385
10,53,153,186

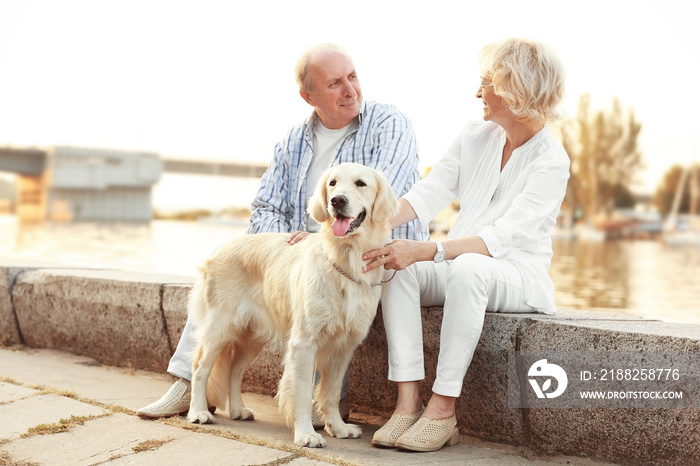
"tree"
556,94,644,221
654,164,700,216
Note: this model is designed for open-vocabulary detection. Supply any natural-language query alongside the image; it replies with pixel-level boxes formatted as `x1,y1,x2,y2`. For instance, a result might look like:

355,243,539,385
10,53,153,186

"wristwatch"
433,241,446,263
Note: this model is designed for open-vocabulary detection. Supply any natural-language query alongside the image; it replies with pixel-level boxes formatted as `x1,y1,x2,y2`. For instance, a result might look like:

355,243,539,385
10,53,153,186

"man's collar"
357,99,367,124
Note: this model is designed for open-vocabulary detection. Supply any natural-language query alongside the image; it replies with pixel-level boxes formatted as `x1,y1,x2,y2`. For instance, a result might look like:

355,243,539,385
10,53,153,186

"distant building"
2,145,267,222
18,146,162,222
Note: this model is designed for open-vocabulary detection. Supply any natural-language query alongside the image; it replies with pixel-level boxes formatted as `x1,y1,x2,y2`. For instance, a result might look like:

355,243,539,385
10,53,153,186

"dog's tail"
276,361,296,428
189,343,230,411
276,343,317,429
206,345,232,410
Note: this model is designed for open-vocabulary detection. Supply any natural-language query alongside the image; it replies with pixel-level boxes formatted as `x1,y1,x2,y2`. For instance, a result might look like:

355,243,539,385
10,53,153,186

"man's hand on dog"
288,231,312,244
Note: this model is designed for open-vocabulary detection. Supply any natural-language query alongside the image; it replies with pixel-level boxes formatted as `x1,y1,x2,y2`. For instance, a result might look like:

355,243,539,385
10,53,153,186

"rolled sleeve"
403,190,433,234
478,227,507,258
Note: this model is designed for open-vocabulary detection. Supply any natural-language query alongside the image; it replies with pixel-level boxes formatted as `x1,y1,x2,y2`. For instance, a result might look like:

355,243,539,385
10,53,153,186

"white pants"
168,317,198,381
168,316,351,398
382,253,537,397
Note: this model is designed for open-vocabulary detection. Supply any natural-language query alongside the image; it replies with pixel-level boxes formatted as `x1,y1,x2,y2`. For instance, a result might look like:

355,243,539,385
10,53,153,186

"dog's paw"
294,431,326,448
187,410,215,424
230,407,255,420
327,422,362,439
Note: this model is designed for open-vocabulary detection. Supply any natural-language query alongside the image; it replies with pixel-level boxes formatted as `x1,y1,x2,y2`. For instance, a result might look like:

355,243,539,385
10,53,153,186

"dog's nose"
330,195,347,210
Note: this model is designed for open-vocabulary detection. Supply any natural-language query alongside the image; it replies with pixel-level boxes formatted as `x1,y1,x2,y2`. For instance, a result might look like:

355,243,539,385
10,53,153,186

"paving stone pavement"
0,346,618,466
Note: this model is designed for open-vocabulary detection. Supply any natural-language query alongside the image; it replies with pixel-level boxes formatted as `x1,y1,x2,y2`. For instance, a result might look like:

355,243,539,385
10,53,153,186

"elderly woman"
363,38,569,452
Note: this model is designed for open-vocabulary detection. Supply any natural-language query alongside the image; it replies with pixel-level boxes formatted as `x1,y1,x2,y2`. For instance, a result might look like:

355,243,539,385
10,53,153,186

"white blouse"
404,121,570,313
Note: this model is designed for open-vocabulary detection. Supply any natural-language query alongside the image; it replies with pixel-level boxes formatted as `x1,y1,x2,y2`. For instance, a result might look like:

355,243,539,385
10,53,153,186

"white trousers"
168,317,198,381
382,253,537,397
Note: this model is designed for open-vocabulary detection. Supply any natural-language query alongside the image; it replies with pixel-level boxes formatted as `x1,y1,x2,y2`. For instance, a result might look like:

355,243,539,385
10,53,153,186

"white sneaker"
312,397,350,429
137,379,194,419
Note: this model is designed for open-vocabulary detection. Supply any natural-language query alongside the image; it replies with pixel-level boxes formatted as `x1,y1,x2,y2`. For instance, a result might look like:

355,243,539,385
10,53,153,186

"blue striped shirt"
248,100,428,241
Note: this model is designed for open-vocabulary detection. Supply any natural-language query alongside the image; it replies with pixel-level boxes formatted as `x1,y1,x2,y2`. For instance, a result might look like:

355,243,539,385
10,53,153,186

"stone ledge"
3,263,193,372
1,258,80,346
1,260,699,465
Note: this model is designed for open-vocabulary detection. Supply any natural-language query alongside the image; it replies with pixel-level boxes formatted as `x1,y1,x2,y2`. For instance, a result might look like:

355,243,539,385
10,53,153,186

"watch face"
434,251,446,263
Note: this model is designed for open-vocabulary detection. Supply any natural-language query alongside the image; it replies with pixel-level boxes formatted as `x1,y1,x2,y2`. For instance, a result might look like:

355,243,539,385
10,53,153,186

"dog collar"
321,248,396,287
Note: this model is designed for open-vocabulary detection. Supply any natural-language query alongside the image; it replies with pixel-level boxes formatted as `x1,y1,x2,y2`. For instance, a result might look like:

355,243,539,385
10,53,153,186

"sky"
1,0,699,209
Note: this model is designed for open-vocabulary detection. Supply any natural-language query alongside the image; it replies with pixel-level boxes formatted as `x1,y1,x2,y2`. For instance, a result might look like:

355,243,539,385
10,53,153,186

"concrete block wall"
1,259,699,466
0,266,22,346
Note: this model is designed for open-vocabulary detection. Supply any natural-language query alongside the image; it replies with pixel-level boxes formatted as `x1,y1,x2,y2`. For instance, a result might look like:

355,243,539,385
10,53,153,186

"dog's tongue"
331,217,354,236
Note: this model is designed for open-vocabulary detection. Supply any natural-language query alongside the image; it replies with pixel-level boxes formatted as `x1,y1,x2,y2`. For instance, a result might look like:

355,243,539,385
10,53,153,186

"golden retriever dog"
186,163,398,447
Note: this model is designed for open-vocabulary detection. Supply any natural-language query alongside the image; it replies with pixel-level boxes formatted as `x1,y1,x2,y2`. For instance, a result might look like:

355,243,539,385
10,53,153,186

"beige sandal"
371,406,425,447
394,414,459,452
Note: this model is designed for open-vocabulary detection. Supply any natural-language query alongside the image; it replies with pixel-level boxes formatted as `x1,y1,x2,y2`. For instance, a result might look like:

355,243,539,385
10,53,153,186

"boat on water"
663,215,700,246
662,164,700,246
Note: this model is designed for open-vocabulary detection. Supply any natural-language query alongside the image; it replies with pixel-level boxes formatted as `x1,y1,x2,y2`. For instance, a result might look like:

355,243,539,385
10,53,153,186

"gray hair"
479,38,566,122
295,43,354,93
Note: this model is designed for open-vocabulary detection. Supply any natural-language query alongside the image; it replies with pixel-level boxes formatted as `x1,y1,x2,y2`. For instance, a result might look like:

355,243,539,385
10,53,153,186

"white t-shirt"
305,119,357,232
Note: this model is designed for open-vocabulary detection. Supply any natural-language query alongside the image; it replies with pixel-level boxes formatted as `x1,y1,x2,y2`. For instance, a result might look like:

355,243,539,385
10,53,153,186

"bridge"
0,147,268,178
0,147,46,175
0,146,268,222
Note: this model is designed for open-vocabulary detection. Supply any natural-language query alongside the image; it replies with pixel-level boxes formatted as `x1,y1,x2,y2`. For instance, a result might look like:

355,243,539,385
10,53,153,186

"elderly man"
138,44,427,426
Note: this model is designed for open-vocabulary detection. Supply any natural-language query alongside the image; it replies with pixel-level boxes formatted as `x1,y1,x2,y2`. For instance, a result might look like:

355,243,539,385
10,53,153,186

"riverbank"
2,215,699,325
1,258,700,465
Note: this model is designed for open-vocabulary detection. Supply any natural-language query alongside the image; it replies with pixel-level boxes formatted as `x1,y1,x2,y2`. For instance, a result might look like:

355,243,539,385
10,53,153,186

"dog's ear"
371,170,400,225
308,168,331,223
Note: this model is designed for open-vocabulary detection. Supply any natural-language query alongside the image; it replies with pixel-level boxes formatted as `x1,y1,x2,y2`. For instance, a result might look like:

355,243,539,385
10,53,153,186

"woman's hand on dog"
363,240,433,272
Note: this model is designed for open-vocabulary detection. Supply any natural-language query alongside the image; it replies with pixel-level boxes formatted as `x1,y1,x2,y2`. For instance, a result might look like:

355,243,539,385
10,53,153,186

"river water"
1,214,699,326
